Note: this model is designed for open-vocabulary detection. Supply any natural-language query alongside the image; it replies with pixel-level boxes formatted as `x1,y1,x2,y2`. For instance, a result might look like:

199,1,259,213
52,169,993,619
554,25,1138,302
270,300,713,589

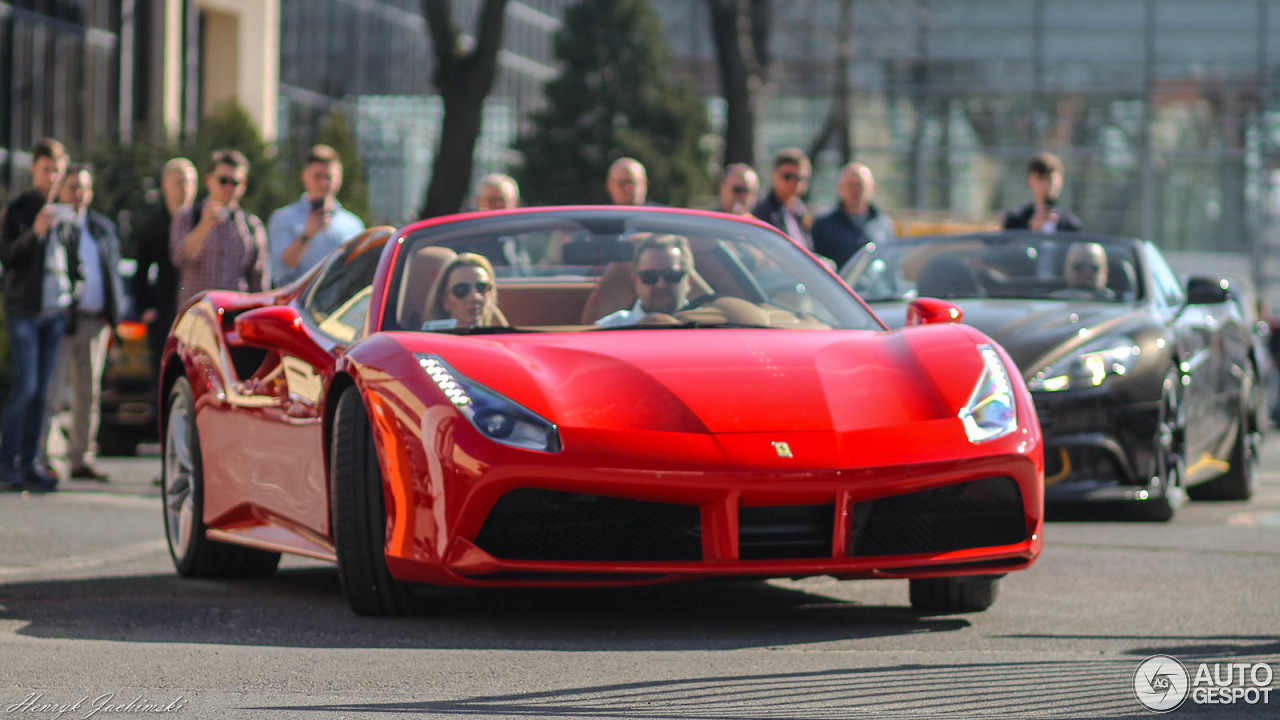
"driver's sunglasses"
450,281,492,299
215,175,243,187
1071,262,1101,273
637,268,687,285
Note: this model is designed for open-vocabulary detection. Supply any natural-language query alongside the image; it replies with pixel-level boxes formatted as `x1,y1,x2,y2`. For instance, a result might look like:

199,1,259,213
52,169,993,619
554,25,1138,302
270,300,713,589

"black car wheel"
330,386,417,616
1133,370,1185,522
1188,367,1259,501
163,377,280,578
909,575,1000,613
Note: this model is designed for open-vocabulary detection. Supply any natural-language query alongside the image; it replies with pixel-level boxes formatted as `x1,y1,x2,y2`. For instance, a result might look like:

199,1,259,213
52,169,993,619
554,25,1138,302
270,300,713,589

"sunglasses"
450,281,492,299
779,172,809,182
730,185,752,194
637,268,687,285
1071,262,1101,273
215,176,243,187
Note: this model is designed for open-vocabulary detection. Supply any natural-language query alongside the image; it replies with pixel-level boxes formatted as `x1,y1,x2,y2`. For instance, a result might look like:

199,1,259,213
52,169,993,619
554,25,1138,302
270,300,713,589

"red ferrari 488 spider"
160,207,1043,615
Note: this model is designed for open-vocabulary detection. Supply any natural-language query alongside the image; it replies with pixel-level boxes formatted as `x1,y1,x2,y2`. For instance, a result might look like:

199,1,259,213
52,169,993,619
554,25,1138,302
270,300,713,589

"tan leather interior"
500,283,596,326
398,246,458,329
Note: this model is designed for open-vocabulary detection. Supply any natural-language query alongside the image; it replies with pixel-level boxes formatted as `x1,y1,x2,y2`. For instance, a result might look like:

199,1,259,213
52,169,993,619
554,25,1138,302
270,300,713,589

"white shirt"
595,299,647,328
77,218,105,314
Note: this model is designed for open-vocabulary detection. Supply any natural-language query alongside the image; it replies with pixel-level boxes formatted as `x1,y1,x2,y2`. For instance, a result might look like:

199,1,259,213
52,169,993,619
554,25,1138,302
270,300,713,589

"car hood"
403,327,989,435
872,299,1145,377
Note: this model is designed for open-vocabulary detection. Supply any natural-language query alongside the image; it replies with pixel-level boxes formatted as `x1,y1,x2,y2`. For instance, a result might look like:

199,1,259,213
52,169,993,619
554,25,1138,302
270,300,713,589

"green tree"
515,0,712,207
315,109,372,223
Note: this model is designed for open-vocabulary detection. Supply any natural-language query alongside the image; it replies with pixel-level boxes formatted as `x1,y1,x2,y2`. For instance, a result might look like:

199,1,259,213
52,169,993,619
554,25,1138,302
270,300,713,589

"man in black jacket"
812,162,896,269
0,139,75,492
1003,152,1082,233
754,148,812,249
43,165,126,481
132,158,195,383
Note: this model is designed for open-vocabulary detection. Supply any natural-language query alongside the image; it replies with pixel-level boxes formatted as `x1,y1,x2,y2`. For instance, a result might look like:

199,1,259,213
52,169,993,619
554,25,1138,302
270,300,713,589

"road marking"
0,539,168,581
1227,511,1280,527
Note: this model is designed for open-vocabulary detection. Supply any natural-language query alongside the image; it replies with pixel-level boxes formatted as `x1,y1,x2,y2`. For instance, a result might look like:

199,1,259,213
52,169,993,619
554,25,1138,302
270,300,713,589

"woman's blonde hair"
425,252,500,325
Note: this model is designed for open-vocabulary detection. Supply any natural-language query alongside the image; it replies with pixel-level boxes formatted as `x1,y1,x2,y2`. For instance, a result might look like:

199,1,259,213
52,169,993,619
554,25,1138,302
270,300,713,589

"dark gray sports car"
843,231,1265,521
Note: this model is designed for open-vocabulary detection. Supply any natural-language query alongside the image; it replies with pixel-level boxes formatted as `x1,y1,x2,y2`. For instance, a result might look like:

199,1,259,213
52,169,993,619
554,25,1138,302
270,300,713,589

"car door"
229,231,389,539
1145,246,1224,465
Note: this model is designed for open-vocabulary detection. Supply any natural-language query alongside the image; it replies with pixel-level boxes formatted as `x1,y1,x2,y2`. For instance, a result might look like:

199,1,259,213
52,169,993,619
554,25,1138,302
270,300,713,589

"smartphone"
310,197,326,212
46,203,77,224
1043,196,1059,209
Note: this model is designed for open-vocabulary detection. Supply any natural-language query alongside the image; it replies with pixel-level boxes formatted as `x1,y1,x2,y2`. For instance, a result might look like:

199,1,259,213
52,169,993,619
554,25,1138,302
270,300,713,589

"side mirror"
233,305,330,368
907,297,964,326
1185,276,1231,306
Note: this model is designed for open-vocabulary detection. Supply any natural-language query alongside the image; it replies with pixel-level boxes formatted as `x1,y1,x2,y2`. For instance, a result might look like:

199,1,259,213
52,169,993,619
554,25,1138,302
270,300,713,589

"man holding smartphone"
267,145,364,286
0,138,75,492
1003,152,1082,233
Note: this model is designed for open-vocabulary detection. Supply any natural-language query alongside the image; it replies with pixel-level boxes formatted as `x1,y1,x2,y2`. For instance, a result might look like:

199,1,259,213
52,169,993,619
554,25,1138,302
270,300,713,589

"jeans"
1,311,67,475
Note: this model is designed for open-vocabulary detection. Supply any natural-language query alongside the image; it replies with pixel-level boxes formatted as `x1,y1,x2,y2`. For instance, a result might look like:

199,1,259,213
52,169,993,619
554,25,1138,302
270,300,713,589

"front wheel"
330,386,417,616
1133,372,1185,522
163,377,280,578
909,576,1000,613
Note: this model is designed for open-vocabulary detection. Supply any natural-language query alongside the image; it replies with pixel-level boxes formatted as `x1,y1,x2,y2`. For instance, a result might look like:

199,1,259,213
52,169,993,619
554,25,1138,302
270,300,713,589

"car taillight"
117,321,147,342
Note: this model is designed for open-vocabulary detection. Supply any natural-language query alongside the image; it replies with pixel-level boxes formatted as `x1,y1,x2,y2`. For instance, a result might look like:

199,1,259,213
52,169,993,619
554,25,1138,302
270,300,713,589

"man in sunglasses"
595,234,695,327
170,149,269,306
715,163,759,216
1054,241,1114,300
753,148,812,249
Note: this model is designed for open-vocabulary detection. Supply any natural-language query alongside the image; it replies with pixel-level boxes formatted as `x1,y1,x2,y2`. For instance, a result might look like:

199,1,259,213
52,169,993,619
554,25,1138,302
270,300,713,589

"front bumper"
1033,388,1164,503
384,450,1044,588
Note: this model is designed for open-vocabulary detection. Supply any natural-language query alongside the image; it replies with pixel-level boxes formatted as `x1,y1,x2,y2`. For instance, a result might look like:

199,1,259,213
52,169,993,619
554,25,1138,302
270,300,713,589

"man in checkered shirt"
170,149,269,307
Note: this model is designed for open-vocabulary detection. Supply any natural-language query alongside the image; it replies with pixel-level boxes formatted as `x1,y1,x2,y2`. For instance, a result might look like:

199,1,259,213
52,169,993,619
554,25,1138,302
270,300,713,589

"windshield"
383,209,882,333
843,233,1144,304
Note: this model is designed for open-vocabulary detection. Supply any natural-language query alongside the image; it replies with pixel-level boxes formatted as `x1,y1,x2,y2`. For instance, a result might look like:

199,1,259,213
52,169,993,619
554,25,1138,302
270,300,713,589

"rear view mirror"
562,238,634,265
234,305,330,368
907,297,964,326
1185,276,1231,306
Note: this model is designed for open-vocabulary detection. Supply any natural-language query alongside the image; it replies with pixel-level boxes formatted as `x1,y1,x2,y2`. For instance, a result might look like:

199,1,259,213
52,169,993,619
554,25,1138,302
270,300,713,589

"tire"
909,575,1000,613
1188,368,1259,501
162,377,280,578
1133,371,1185,522
330,386,417,616
96,425,139,457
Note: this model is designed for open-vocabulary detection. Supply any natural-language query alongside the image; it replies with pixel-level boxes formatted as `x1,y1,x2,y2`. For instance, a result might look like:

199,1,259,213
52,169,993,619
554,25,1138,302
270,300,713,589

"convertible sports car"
843,231,1265,521
159,208,1043,615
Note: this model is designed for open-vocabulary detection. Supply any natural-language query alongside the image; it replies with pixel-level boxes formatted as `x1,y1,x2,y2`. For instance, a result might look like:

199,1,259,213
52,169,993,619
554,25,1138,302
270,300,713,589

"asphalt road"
1,442,1277,719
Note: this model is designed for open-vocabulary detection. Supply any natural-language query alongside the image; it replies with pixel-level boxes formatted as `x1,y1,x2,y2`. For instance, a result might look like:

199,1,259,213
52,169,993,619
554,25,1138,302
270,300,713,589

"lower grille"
849,476,1027,557
474,489,703,562
739,504,834,560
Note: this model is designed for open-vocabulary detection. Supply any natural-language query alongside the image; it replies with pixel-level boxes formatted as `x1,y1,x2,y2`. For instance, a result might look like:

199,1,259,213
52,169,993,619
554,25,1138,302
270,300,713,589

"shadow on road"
0,569,970,650
240,661,1261,719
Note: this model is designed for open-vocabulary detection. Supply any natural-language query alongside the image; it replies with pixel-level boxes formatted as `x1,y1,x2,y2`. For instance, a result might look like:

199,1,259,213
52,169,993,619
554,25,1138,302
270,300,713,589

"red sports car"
160,207,1044,616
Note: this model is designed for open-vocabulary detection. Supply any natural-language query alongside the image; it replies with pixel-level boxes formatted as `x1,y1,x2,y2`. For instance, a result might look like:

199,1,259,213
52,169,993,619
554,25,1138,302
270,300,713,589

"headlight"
959,344,1018,443
416,354,561,452
1027,336,1140,392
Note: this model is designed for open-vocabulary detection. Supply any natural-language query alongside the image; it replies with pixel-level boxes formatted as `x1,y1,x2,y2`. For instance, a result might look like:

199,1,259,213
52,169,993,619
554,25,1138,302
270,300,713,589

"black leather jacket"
0,189,83,316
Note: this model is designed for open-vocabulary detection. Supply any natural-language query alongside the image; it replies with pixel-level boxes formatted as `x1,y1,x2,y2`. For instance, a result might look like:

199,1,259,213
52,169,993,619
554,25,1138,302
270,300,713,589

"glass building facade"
278,0,570,225
656,0,1280,270
1,0,126,192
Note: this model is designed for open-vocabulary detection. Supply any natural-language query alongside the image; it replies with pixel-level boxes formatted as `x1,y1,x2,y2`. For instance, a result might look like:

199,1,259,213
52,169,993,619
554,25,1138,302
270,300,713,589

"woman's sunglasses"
450,281,492,299
637,269,687,285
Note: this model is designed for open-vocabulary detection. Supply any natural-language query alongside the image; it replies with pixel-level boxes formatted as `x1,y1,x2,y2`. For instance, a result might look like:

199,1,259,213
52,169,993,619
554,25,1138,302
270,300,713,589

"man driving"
1057,241,1114,300
595,234,694,327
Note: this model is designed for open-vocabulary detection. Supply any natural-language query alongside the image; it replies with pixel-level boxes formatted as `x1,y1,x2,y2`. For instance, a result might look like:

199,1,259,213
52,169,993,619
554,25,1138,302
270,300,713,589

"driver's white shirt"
595,299,647,327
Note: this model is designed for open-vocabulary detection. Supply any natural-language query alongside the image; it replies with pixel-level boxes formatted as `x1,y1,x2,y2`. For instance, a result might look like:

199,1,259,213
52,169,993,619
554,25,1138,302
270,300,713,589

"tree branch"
423,0,458,68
